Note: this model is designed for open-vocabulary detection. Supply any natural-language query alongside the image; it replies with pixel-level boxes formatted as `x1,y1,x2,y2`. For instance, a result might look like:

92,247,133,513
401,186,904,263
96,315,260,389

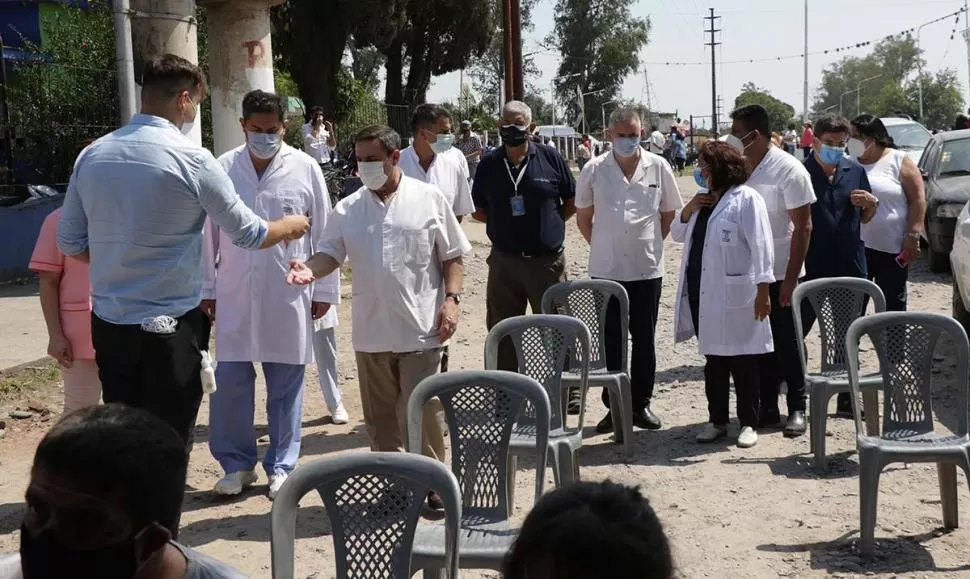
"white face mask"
180,100,198,136
358,161,388,191
720,134,744,154
846,137,869,159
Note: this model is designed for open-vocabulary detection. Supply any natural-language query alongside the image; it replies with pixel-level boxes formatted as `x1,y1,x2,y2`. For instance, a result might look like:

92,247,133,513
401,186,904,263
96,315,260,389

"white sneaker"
213,471,257,496
737,426,758,448
268,472,289,500
331,404,349,425
696,423,728,443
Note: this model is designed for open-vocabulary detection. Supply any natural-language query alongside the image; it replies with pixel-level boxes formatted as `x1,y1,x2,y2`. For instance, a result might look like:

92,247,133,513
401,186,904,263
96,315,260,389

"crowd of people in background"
6,43,938,576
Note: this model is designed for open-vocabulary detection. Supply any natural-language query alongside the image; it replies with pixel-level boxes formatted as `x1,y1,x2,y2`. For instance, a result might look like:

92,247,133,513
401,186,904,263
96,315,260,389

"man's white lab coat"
671,185,776,356
202,143,339,364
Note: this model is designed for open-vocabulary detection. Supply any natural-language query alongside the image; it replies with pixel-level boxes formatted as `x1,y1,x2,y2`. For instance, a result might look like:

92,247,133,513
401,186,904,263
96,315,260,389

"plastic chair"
270,453,462,579
792,277,886,470
484,314,591,496
846,312,970,556
405,370,551,576
541,280,634,456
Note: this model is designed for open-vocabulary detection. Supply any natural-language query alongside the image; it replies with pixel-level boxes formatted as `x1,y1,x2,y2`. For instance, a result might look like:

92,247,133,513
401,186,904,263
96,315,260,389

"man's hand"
435,299,460,343
281,214,311,240
200,299,216,322
850,190,878,210
755,285,772,321
903,233,921,262
311,301,332,320
779,278,796,308
324,120,334,132
48,333,73,368
287,259,316,286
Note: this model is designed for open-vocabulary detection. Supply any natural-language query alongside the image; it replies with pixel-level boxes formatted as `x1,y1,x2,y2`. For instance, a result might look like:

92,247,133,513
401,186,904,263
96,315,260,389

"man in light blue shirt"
56,54,309,447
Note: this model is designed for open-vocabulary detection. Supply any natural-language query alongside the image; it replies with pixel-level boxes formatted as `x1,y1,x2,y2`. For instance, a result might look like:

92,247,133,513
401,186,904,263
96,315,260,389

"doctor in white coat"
200,90,340,499
671,140,775,449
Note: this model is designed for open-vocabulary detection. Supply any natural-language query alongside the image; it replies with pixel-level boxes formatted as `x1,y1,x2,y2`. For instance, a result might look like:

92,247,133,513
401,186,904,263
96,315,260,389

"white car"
880,117,933,165
951,202,970,332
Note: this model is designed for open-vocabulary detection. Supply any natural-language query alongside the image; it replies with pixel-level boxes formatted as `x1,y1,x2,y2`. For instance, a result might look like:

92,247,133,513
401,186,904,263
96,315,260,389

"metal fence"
331,100,412,155
0,59,118,197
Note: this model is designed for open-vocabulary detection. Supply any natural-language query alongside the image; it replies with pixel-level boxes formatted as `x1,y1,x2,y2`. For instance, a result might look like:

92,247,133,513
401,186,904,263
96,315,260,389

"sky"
424,0,970,129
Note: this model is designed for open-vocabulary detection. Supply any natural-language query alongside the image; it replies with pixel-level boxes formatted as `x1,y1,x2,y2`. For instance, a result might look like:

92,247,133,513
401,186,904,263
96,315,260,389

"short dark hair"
354,124,402,155
140,54,207,102
503,481,674,579
32,404,188,534
730,104,771,139
699,140,751,191
651,125,659,131
242,90,285,122
851,114,894,148
411,103,451,132
813,113,851,137
308,106,324,117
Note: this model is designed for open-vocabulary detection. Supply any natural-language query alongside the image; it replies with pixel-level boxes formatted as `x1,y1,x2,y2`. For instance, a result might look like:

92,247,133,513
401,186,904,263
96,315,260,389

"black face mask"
20,523,139,579
500,125,529,147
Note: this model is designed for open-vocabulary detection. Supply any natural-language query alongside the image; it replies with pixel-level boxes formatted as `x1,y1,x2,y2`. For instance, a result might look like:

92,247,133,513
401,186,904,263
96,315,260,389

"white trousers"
61,359,101,415
312,326,342,411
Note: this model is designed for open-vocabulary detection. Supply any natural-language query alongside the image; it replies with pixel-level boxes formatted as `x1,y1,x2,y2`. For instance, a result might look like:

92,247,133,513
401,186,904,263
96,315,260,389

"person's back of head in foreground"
14,404,243,578
503,480,674,579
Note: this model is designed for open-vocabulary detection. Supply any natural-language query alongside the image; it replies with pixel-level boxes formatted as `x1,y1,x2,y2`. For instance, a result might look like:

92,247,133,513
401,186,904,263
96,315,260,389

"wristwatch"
446,292,461,305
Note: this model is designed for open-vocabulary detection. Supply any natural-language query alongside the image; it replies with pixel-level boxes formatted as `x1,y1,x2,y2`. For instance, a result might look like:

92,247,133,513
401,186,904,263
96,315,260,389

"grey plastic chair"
792,277,886,470
484,314,591,494
541,280,634,456
405,370,551,576
846,312,970,556
270,453,462,579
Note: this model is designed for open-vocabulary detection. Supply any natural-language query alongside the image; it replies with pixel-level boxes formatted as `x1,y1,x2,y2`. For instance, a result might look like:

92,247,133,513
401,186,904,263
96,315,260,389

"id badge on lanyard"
505,159,529,217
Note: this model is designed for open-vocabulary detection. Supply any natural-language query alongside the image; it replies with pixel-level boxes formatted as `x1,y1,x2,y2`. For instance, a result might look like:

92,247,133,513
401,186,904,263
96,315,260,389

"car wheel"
954,281,970,334
928,242,950,273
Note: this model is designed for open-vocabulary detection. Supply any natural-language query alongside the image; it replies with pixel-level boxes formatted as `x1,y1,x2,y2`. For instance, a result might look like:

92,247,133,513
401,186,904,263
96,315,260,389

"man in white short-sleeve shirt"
729,104,815,438
286,125,471,511
399,103,474,222
576,107,684,435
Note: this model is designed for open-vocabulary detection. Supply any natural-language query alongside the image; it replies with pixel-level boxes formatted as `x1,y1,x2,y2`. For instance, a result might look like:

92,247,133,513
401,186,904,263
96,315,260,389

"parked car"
918,129,970,272
881,117,933,165
950,203,970,332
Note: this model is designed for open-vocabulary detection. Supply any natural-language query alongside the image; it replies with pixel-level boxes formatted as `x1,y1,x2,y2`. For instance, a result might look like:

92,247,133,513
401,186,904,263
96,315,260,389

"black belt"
497,247,563,259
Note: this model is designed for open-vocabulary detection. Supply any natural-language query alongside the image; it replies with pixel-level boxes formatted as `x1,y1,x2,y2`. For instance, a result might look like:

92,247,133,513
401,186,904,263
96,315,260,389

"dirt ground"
2,174,970,578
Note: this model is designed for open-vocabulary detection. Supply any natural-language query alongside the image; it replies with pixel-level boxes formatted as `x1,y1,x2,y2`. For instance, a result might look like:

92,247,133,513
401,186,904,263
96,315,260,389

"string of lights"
641,6,967,67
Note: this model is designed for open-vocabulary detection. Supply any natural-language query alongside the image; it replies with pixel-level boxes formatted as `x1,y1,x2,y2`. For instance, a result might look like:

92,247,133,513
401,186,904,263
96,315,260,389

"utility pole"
644,67,652,127
705,8,721,135
802,0,809,123
963,0,970,109
501,0,524,102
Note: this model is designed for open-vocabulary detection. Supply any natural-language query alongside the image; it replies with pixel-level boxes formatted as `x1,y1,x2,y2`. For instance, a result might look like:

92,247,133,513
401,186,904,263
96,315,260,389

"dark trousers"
759,280,807,414
486,250,567,371
706,354,761,428
91,307,208,448
802,146,812,158
601,277,662,411
866,247,908,311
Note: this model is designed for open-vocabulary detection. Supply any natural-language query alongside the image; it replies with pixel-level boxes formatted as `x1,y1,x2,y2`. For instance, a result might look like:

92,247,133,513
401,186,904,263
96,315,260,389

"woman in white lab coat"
671,140,775,448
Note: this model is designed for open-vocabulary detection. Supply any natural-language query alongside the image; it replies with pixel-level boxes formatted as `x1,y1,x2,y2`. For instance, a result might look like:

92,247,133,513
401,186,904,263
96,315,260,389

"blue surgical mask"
612,137,641,158
818,144,844,166
693,166,708,189
247,131,282,160
430,133,455,154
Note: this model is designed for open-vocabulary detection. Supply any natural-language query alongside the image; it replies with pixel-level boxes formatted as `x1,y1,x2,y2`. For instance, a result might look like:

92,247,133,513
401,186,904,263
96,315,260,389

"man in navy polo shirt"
803,113,878,415
472,100,576,372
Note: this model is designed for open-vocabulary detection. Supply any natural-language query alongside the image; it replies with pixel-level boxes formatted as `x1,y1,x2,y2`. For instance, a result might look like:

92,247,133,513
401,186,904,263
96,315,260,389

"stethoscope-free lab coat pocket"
723,274,757,310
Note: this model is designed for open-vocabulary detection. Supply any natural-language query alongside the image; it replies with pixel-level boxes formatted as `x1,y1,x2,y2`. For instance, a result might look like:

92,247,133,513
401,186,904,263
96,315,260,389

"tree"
467,0,539,113
810,35,960,128
547,0,650,134
348,40,385,93
733,82,796,134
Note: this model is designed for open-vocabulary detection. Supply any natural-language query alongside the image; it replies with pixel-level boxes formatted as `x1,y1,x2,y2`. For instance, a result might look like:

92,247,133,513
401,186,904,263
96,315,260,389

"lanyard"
504,158,529,196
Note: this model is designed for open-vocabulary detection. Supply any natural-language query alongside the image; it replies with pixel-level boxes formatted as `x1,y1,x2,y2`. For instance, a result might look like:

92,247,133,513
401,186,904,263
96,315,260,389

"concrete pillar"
200,0,282,157
130,0,201,145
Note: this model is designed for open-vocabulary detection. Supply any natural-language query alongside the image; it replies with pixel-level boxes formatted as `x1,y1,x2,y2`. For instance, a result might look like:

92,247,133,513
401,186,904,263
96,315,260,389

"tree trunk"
383,39,405,105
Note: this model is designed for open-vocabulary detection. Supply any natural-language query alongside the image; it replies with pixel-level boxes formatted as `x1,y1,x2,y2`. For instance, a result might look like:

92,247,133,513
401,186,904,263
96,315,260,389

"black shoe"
759,410,782,429
783,411,807,438
566,388,582,415
633,407,662,430
595,412,614,434
426,491,444,511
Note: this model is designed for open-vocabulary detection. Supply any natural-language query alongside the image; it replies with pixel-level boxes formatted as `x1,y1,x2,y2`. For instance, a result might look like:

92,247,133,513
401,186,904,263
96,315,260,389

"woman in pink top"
800,122,814,159
29,207,101,414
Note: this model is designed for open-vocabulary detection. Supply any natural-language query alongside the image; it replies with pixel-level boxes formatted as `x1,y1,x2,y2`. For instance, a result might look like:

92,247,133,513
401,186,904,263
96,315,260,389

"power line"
643,6,967,67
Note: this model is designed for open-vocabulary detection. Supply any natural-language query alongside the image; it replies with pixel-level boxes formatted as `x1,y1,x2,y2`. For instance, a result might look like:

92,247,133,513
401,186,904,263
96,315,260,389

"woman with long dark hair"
848,114,926,311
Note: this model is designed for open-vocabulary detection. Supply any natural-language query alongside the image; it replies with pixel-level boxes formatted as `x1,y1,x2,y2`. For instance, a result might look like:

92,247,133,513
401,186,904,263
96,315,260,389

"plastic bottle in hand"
200,350,217,394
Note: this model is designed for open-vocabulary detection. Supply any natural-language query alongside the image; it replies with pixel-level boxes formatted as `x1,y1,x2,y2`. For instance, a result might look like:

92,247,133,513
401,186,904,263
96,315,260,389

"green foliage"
7,1,117,184
734,82,797,134
467,0,540,113
811,35,962,129
548,0,650,133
